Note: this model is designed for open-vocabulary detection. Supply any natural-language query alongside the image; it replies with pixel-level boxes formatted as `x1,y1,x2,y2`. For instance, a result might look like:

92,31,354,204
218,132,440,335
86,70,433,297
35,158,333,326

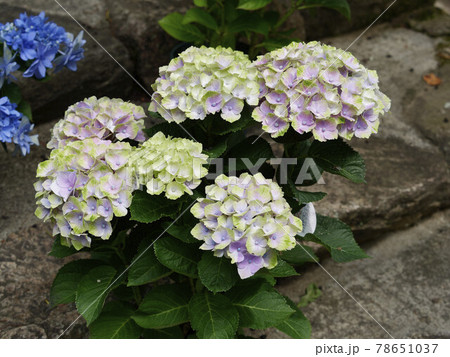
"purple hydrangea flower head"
149,46,259,123
252,41,391,141
191,173,302,279
128,132,209,200
47,96,146,149
34,138,135,249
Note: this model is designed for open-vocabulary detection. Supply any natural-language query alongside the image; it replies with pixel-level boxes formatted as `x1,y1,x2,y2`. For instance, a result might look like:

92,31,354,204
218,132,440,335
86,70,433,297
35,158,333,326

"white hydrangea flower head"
48,96,146,149
128,132,209,200
149,46,260,123
252,41,391,141
35,138,135,249
190,173,302,279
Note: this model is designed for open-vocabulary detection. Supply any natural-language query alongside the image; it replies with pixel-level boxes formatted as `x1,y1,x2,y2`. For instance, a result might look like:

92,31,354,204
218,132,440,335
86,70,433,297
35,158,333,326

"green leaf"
75,265,117,325
50,260,101,307
154,236,201,277
308,138,366,183
260,38,294,51
225,135,273,172
237,0,272,10
280,244,318,265
129,191,179,224
300,0,351,20
198,252,239,293
162,222,198,244
227,286,294,329
189,291,239,338
194,0,208,6
17,100,32,121
266,260,299,278
228,13,270,35
49,235,79,258
89,302,142,338
291,188,327,203
142,326,184,339
159,13,206,43
276,297,311,338
297,283,322,308
127,248,171,287
183,8,218,30
132,284,191,329
1,82,21,104
308,215,369,262
205,137,228,158
208,111,253,136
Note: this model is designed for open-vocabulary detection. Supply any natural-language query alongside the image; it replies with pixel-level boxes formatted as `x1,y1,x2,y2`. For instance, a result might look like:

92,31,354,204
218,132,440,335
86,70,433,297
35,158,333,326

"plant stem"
132,286,142,305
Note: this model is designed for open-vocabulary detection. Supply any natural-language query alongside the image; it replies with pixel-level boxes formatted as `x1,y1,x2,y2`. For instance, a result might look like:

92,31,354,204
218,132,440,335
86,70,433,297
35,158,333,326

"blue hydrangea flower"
54,31,86,72
191,173,303,279
0,43,20,89
0,96,21,143
13,116,39,156
23,44,58,79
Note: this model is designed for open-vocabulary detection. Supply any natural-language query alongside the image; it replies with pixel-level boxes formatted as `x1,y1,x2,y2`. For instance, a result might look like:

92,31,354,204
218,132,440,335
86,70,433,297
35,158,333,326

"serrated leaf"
237,0,272,10
205,137,228,158
308,138,366,183
290,188,327,204
143,121,192,140
127,248,171,286
297,283,322,308
183,8,218,30
50,260,101,307
132,284,191,329
154,236,201,277
189,291,239,338
276,297,311,339
300,0,351,20
130,191,179,224
280,244,318,265
308,215,369,262
75,265,117,325
267,260,299,277
198,252,239,293
89,302,142,339
49,235,79,258
209,111,253,135
225,135,273,172
159,13,205,43
162,222,198,244
227,287,294,329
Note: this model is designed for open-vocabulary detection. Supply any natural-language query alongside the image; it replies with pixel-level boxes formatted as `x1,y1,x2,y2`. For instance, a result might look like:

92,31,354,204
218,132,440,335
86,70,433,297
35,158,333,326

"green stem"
132,286,142,305
189,278,196,294
273,0,296,31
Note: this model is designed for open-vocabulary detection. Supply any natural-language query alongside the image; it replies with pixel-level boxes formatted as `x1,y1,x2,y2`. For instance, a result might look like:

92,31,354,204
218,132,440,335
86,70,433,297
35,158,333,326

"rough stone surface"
0,223,87,339
303,25,450,236
252,210,450,339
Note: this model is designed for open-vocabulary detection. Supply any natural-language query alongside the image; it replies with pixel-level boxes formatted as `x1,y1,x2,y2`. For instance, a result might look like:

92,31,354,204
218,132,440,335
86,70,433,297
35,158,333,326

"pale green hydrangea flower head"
149,46,260,123
190,173,302,279
252,41,391,141
128,132,209,200
35,138,135,249
48,96,146,149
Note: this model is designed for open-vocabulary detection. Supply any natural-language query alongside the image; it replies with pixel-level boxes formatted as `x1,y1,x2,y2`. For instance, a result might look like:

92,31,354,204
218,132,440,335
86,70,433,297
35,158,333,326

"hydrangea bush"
40,42,389,339
0,12,85,155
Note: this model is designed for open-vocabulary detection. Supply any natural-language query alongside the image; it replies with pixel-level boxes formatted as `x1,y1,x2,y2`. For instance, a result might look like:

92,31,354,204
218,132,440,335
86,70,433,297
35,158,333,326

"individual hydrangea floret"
0,96,38,155
149,46,260,123
47,96,146,149
128,132,208,200
34,138,134,249
0,11,85,79
252,41,391,141
190,173,302,279
0,43,20,89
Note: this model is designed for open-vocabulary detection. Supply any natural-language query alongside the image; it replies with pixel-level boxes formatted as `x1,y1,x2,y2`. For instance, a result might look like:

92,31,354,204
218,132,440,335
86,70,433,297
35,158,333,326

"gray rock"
410,13,450,37
264,210,450,339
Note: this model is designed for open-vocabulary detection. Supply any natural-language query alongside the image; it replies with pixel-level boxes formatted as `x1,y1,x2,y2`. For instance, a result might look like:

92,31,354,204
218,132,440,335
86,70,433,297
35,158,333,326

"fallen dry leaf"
423,73,442,86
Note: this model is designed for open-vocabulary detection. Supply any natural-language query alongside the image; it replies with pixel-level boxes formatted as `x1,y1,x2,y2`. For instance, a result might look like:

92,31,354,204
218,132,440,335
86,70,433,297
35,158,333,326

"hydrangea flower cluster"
252,41,391,140
0,11,85,81
48,96,146,149
0,96,38,155
190,173,302,279
35,138,135,249
149,46,260,123
128,132,208,200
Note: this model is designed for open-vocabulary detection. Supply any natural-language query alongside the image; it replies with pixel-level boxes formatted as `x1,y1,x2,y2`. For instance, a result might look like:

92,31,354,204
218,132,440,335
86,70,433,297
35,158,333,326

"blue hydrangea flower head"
128,132,209,200
0,95,22,143
47,96,146,149
0,42,20,89
191,173,302,279
149,46,259,123
252,41,391,141
35,138,135,249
